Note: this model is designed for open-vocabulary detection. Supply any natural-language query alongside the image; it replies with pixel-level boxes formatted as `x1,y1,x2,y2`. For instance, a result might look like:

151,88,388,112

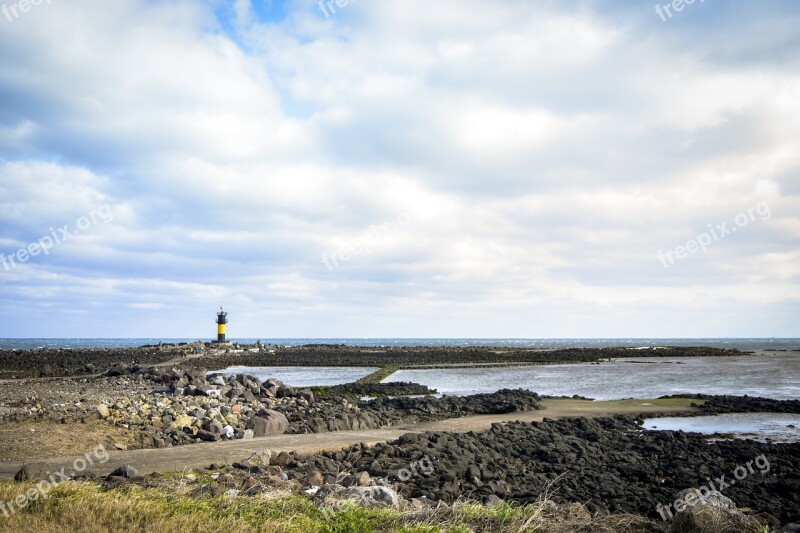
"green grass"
0,479,711,533
356,366,400,385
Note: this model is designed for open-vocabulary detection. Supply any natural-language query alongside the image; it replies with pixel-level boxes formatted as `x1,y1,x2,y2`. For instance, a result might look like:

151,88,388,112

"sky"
0,0,798,339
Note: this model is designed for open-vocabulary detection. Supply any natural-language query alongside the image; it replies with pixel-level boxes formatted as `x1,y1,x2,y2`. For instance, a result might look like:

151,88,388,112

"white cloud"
0,0,798,337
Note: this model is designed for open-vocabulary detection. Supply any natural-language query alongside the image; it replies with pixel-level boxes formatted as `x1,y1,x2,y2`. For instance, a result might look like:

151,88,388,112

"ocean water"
642,413,800,443
1,337,797,400
385,354,800,400
1,337,799,350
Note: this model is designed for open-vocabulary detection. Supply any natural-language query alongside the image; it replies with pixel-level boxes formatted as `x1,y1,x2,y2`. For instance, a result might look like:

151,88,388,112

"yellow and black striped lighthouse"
215,307,228,343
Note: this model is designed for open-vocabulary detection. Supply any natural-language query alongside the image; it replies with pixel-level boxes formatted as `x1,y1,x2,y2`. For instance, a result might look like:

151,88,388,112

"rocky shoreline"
662,394,800,415
0,365,543,449
310,381,438,398
2,357,799,530
0,344,750,379
40,410,799,530
182,345,749,371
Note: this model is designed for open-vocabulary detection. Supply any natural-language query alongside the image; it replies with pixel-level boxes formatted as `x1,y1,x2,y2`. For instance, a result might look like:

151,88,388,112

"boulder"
245,410,289,437
202,419,224,435
14,463,50,482
271,451,295,467
318,484,401,510
671,489,761,533
186,369,207,383
96,404,110,419
297,389,315,403
105,364,129,377
342,471,371,487
108,465,139,479
173,414,194,428
246,450,272,466
208,374,226,387
277,386,295,398
196,429,219,442
264,378,283,389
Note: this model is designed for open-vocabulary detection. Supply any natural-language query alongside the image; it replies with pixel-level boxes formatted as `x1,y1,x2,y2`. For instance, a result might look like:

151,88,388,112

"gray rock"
264,378,283,389
247,450,272,466
196,429,219,442
277,386,295,398
297,389,315,403
321,484,402,509
208,374,226,387
483,494,502,507
186,369,207,383
108,465,139,479
245,410,289,437
14,463,50,482
674,488,737,511
203,419,224,435
342,471,371,487
671,489,760,533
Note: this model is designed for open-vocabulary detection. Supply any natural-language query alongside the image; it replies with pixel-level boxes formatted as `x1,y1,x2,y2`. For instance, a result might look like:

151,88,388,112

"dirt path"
0,399,697,480
399,398,699,432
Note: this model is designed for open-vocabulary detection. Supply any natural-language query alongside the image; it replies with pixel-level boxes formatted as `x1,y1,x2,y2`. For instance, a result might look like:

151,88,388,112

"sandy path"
0,399,697,480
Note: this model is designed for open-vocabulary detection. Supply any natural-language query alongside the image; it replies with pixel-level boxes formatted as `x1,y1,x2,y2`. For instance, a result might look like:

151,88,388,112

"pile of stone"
95,368,316,446
94,367,545,449
303,416,799,525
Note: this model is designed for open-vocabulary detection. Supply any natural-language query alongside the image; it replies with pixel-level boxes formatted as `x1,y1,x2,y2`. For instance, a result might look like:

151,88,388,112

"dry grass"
12,479,769,533
0,481,319,533
394,499,668,533
0,420,135,462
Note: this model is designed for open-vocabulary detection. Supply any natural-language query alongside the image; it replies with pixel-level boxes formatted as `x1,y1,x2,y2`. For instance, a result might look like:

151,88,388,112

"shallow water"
217,366,379,386
385,354,800,400
643,413,800,443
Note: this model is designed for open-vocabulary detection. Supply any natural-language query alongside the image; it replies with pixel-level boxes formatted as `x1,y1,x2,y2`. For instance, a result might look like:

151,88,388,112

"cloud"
0,0,798,337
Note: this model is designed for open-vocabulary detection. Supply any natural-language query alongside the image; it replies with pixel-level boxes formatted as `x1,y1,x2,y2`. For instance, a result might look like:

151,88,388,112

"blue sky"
0,0,798,338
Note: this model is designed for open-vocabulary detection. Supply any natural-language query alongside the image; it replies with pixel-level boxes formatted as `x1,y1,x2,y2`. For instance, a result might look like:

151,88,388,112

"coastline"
0,345,798,530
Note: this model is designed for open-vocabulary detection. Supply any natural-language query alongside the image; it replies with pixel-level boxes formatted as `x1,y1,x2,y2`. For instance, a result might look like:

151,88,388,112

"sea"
3,337,797,399
1,337,799,351
3,337,799,439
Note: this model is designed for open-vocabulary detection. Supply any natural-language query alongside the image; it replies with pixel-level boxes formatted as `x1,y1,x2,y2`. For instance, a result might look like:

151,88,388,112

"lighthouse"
215,307,228,343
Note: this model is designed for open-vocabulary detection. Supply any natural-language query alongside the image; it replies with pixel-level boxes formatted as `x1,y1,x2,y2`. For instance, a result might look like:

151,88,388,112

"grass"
537,397,702,414
355,366,400,385
0,419,135,462
0,479,695,533
0,481,321,532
